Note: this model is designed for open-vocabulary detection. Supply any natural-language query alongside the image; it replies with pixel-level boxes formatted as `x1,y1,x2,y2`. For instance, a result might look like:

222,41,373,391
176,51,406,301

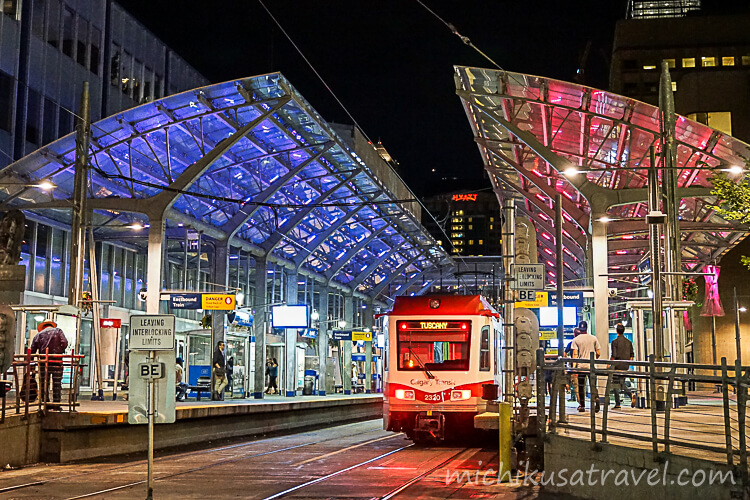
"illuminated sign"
420,322,448,330
399,321,468,330
100,318,122,328
452,193,478,202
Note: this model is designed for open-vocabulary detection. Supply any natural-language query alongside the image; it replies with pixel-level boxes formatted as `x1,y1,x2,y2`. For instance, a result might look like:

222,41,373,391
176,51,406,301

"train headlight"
395,389,415,400
451,390,472,401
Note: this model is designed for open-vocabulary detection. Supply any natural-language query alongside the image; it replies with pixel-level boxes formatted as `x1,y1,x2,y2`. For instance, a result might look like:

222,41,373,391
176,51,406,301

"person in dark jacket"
30,320,68,403
226,356,234,395
610,323,634,409
265,358,279,395
212,341,227,401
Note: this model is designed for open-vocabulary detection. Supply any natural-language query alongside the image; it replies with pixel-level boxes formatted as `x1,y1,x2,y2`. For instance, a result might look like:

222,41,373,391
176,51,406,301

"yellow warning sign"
201,294,236,310
352,331,372,341
514,291,548,309
539,330,556,340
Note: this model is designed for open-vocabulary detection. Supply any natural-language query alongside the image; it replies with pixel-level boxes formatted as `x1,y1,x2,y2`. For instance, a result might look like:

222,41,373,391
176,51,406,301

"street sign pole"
147,349,154,499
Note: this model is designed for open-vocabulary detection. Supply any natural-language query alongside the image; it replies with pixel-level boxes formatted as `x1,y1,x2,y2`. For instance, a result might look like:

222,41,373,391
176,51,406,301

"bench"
188,376,212,401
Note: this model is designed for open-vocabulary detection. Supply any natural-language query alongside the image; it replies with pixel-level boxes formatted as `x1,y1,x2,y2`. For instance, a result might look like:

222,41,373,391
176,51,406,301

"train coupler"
414,411,445,441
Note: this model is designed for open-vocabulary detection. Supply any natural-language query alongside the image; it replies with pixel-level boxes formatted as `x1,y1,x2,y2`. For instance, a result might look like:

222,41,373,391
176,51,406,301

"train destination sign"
511,264,544,291
129,314,175,351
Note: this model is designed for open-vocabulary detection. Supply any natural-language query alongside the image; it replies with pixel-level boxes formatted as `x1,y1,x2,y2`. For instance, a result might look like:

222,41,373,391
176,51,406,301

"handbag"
215,367,226,378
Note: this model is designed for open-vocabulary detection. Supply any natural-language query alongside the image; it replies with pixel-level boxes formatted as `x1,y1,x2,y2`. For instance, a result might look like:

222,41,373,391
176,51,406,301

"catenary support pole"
556,194,564,355
253,255,268,398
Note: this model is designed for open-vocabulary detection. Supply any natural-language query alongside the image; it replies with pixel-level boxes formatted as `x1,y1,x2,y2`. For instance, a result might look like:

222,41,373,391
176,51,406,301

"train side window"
480,326,490,371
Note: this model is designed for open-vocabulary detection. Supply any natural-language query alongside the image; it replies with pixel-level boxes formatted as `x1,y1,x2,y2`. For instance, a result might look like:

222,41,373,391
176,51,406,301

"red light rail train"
382,294,503,442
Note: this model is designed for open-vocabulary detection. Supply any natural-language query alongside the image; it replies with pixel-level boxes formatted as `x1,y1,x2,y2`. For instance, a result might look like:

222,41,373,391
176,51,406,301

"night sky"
116,1,677,197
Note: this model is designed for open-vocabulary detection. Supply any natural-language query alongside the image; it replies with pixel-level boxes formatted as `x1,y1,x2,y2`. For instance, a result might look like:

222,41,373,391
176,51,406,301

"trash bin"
303,376,315,395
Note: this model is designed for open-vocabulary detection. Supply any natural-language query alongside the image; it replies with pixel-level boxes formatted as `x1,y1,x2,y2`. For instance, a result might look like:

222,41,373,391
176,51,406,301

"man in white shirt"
571,323,601,413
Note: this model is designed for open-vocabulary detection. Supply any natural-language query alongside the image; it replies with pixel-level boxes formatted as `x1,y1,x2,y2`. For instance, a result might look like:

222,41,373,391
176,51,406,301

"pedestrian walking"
610,323,634,409
226,356,234,395
571,322,601,413
30,320,68,404
212,341,228,401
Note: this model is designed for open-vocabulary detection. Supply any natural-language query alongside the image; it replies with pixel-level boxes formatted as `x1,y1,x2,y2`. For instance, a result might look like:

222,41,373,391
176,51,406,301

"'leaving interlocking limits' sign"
511,264,544,291
129,315,176,351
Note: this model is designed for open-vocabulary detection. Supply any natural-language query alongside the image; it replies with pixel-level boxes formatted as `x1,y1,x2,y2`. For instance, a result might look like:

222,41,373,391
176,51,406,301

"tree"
710,173,750,269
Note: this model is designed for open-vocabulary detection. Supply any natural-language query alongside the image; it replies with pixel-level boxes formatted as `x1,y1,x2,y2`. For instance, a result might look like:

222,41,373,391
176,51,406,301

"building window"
722,56,735,66
42,97,56,144
701,56,716,67
110,45,121,87
89,26,101,75
489,224,493,230
687,111,732,136
31,0,46,39
664,58,676,68
34,223,49,293
25,88,41,145
743,55,750,65
468,225,473,230
47,0,60,48
76,17,88,67
622,59,637,71
682,58,695,68
479,240,484,245
490,217,494,222
2,0,19,19
671,81,677,92
61,7,74,58
642,64,656,70
0,71,13,132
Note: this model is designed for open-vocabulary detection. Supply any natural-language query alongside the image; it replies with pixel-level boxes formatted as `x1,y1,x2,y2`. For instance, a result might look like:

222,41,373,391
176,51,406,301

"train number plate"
424,393,444,403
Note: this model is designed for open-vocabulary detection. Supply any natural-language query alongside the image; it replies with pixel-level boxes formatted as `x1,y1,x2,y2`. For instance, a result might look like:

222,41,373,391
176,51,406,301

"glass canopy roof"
0,73,450,300
455,66,750,289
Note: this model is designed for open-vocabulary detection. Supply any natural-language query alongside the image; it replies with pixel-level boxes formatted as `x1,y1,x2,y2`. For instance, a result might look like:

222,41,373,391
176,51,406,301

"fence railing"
536,349,749,478
1,350,85,422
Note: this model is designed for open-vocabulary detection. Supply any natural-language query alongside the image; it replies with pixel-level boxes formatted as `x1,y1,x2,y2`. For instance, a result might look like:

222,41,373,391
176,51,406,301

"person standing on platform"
610,323,634,409
212,341,228,401
265,358,279,395
226,356,234,396
30,320,68,404
175,357,188,401
571,321,601,413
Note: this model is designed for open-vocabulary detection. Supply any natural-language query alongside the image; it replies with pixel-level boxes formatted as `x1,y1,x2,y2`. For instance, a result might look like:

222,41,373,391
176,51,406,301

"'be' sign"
138,362,165,380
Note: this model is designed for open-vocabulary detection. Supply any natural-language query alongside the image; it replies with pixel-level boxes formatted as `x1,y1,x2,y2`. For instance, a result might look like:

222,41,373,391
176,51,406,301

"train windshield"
396,320,471,371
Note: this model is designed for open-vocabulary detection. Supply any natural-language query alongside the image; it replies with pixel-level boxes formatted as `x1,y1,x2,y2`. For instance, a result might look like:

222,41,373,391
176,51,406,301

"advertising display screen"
271,305,310,329
538,306,577,326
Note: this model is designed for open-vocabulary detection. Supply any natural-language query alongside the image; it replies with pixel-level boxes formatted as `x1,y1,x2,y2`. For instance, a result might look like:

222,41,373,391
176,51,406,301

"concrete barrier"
2,396,383,465
544,434,744,500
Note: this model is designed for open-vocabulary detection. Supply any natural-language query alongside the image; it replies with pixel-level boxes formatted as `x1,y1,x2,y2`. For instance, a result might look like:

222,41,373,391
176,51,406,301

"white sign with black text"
129,315,176,351
511,264,545,291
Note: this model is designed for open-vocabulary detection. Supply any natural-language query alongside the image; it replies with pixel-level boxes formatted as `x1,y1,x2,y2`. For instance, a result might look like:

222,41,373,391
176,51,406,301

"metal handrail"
537,349,749,486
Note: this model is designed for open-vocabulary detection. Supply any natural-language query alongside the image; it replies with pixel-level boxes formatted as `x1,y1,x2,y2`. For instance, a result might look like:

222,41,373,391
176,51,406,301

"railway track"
1,421,490,499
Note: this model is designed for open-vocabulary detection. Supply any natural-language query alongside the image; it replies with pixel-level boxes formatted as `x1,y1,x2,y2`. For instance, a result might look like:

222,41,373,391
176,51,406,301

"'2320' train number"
423,393,444,402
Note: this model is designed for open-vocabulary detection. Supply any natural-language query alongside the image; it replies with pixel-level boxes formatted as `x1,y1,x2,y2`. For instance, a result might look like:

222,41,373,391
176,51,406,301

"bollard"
499,402,512,483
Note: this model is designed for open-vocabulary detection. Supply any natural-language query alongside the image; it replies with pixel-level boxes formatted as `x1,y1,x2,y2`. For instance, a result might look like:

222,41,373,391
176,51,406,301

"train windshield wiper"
408,346,435,379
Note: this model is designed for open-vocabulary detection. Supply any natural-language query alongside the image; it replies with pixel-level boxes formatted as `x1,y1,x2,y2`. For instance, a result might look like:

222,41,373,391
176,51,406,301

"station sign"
99,318,121,328
128,351,175,424
169,293,201,309
299,328,318,339
510,264,544,291
332,330,352,341
352,331,372,342
129,315,175,351
168,293,236,310
548,291,584,308
514,291,548,308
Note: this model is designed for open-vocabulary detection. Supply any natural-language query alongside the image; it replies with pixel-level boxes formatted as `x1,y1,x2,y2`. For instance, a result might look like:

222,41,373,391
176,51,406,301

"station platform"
0,393,383,466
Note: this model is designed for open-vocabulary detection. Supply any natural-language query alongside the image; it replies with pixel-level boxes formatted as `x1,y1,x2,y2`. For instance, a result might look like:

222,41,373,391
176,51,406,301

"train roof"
386,295,498,317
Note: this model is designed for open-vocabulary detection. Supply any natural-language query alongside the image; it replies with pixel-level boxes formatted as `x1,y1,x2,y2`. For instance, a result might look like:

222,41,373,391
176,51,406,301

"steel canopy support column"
591,216,610,359
364,298,374,394
284,270,298,397
146,220,166,314
343,293,353,395
252,255,268,399
212,242,229,396
318,286,329,396
502,199,515,402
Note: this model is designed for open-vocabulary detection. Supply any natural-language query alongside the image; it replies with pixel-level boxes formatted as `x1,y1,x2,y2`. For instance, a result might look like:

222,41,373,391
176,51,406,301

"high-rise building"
610,10,750,142
0,0,208,166
627,0,701,19
421,191,503,257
